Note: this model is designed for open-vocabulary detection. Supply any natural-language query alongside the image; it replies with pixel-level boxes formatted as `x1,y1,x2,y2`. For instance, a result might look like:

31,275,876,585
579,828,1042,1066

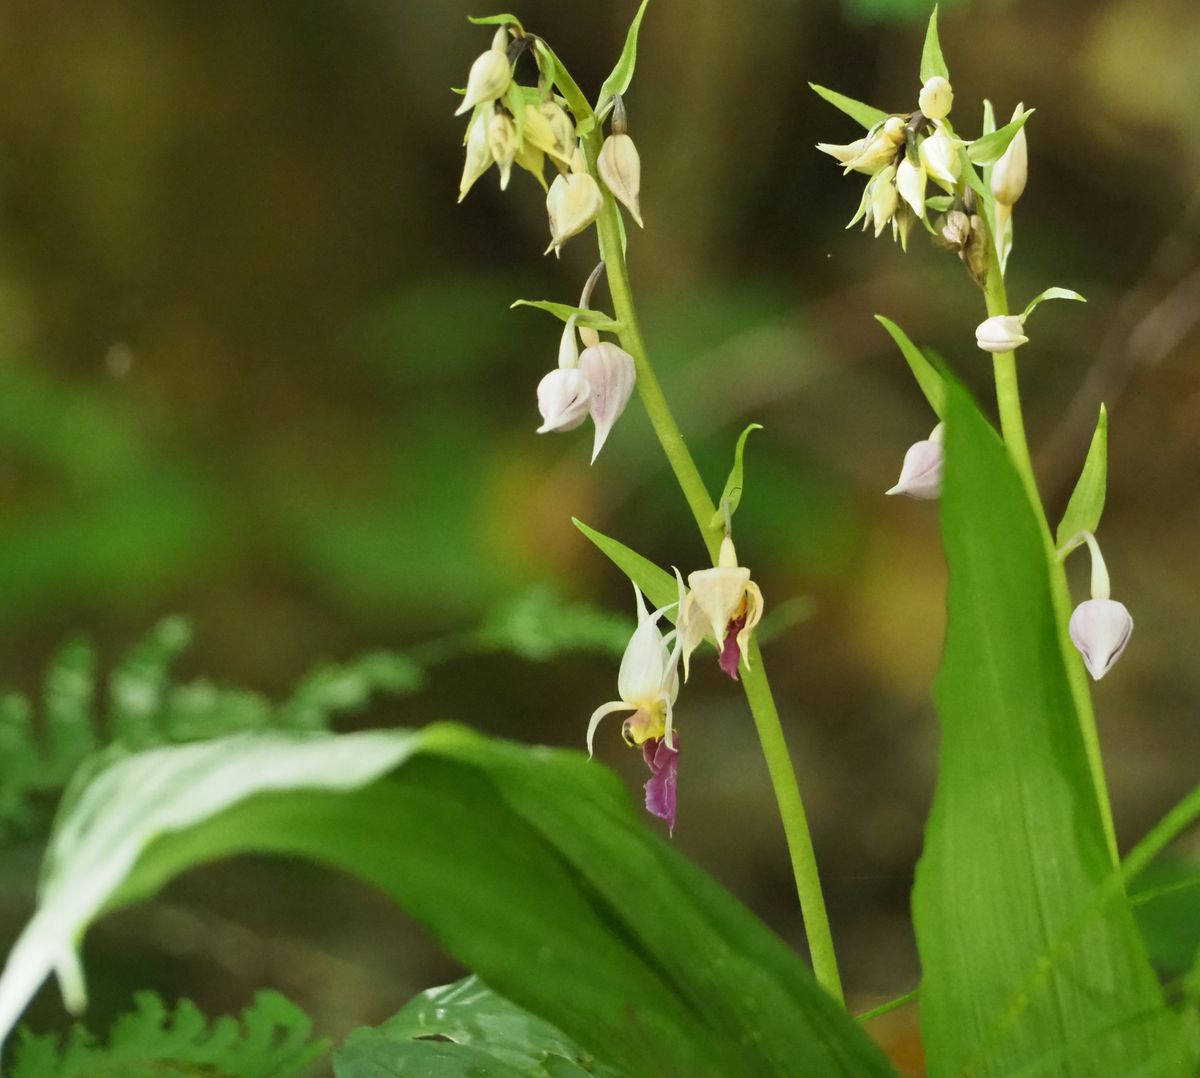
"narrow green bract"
709,423,763,528
919,7,950,84
808,83,889,130
572,517,679,612
913,381,1174,1076
875,316,947,419
968,110,1033,165
596,0,651,119
511,298,622,332
1056,404,1107,547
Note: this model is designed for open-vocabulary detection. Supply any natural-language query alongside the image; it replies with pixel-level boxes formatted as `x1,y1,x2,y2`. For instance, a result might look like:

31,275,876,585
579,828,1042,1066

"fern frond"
11,989,327,1078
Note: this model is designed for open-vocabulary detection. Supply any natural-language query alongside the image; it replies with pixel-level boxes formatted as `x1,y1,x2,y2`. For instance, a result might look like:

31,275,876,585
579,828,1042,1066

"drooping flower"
536,368,591,433
1069,599,1133,681
454,37,511,117
681,538,764,681
598,133,644,227
975,314,1028,353
886,423,944,500
919,127,961,192
896,156,927,218
579,343,636,462
545,171,604,256
642,736,680,833
587,587,681,756
458,111,493,203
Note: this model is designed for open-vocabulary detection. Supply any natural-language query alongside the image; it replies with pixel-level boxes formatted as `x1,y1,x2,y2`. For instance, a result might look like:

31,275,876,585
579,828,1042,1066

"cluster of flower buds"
887,422,944,500
1060,531,1134,680
819,75,959,249
931,193,989,286
588,535,766,831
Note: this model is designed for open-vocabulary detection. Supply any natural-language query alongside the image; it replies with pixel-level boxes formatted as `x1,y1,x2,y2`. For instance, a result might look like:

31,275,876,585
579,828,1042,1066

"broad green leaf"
1055,404,1107,548
595,0,651,120
913,379,1172,1076
467,13,524,32
511,299,622,332
709,424,763,528
874,316,947,419
0,728,896,1078
572,518,679,613
919,7,949,84
808,83,889,130
1021,286,1087,322
334,976,620,1077
968,109,1033,165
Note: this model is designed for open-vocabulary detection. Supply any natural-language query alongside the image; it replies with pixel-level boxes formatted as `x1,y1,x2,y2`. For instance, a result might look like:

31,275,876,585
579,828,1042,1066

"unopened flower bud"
458,112,492,203
598,133,644,228
918,76,954,121
963,215,990,287
975,314,1028,353
919,128,961,192
455,48,511,117
1069,599,1133,680
896,156,927,218
540,100,576,166
868,166,899,237
545,172,603,256
886,428,944,500
579,343,636,462
991,122,1027,206
536,367,591,433
487,111,518,190
940,209,970,248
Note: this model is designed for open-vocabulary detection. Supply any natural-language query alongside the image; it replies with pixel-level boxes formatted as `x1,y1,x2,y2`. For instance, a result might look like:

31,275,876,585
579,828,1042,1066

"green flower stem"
983,257,1120,867
583,138,845,1005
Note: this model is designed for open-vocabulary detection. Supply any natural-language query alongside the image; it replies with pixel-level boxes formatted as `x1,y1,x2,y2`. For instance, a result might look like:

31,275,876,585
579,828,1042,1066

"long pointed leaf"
1056,404,1107,547
913,381,1171,1076
809,83,888,130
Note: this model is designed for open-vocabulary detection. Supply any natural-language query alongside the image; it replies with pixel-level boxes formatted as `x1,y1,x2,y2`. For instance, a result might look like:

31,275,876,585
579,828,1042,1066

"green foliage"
709,424,763,528
1056,405,1108,547
913,380,1178,1075
875,316,947,419
595,0,651,120
334,975,622,1077
967,109,1033,165
1020,286,1087,321
572,519,678,613
510,299,622,332
919,6,949,83
467,14,525,32
1,726,895,1077
808,83,888,129
11,990,327,1078
477,585,629,661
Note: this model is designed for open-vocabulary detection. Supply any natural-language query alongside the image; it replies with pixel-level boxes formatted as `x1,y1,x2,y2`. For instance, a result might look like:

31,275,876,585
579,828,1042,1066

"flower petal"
1069,598,1133,680
642,736,680,834
586,700,634,757
579,343,636,462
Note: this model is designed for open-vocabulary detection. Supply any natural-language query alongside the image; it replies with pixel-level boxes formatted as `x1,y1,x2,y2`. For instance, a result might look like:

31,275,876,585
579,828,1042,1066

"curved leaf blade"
914,380,1170,1076
709,423,763,528
919,7,949,84
968,109,1033,165
572,518,678,613
511,299,622,332
875,316,947,419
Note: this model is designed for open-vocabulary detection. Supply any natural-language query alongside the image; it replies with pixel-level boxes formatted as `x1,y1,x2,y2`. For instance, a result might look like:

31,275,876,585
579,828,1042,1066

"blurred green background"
0,0,1198,1069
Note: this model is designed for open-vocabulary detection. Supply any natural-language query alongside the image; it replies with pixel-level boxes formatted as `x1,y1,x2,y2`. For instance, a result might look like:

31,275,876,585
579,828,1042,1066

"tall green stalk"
983,254,1120,866
581,135,845,1005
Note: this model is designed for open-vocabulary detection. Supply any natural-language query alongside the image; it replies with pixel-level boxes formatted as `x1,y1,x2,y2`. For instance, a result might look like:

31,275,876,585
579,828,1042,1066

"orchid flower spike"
681,537,765,681
587,586,681,756
1062,531,1134,680
887,423,944,500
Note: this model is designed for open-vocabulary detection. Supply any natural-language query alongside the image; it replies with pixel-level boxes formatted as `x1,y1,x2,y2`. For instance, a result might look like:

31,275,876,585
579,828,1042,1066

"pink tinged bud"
886,439,944,499
975,314,1028,353
579,343,636,463
545,173,604,257
455,48,511,116
1069,598,1133,681
536,368,591,433
642,736,679,834
598,133,643,228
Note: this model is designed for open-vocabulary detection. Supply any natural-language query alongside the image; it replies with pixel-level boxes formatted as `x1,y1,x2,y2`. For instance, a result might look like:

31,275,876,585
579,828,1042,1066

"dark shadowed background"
0,0,1197,1070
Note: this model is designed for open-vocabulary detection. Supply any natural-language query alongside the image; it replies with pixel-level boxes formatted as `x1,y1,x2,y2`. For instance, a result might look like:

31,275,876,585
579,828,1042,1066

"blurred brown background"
0,0,1197,1069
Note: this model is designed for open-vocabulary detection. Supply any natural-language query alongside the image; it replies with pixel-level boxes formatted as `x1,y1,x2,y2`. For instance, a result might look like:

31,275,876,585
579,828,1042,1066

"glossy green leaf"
913,379,1172,1076
967,109,1033,165
467,13,524,32
1021,285,1087,322
919,7,949,84
595,0,651,120
0,728,896,1078
511,299,621,332
808,83,889,130
334,976,620,1078
572,518,679,613
874,316,947,419
709,424,763,528
1055,404,1107,548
